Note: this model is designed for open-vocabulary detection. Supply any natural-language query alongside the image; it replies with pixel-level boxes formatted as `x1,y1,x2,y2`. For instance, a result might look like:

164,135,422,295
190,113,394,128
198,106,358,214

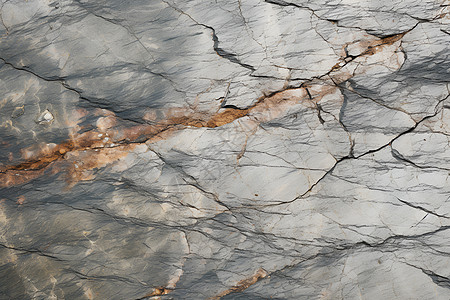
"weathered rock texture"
0,0,449,299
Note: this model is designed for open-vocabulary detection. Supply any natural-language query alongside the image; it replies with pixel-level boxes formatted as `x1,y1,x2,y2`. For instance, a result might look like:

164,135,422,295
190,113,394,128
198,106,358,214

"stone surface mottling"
0,0,449,299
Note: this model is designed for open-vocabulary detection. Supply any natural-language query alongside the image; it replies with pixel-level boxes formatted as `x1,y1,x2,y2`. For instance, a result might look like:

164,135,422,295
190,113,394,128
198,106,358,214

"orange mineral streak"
331,31,408,75
0,32,411,188
64,144,136,187
143,287,172,298
209,268,268,299
206,108,249,128
356,32,406,57
16,195,25,205
0,168,59,188
0,87,311,188
0,106,250,187
305,83,340,103
0,141,74,176
361,31,406,55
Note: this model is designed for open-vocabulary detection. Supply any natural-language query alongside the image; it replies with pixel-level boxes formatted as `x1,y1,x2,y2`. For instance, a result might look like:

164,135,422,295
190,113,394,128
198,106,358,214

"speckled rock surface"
0,0,449,299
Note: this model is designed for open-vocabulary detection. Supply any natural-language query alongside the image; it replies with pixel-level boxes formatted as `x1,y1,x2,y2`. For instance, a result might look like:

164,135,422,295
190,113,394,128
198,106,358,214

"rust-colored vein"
0,30,411,188
331,31,407,72
0,106,255,188
0,89,308,188
142,286,172,298
207,109,249,128
2,142,74,172
362,31,407,56
209,268,268,300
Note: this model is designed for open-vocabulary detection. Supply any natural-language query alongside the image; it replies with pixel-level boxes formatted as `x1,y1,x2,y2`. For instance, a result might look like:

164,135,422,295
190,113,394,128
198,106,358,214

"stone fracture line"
161,0,256,71
0,30,410,188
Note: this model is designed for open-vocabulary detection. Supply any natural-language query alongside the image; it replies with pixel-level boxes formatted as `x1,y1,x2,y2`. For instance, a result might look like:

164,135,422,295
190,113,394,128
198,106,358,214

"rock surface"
0,0,449,299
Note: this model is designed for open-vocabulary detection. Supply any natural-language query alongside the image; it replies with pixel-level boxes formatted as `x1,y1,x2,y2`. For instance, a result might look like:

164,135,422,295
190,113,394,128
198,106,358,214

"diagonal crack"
261,91,449,208
395,197,450,219
0,15,429,191
264,0,422,37
422,269,450,290
402,262,450,290
0,242,64,261
391,146,450,171
161,0,255,71
73,0,159,64
148,148,232,212
0,56,148,124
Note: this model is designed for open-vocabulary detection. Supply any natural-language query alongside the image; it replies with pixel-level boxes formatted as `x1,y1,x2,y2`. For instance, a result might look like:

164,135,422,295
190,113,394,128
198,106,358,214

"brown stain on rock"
209,268,268,299
0,105,254,187
143,287,172,298
64,144,136,186
333,31,408,73
362,32,405,56
362,32,407,55
0,86,348,188
0,30,412,188
1,169,52,188
207,108,249,128
16,195,25,205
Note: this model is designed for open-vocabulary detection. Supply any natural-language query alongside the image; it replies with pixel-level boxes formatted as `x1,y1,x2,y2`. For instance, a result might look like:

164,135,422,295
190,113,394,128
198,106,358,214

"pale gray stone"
0,0,449,299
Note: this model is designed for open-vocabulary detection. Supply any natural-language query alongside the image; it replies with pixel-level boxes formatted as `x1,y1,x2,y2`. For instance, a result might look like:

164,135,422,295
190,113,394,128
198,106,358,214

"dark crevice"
391,147,450,171
222,104,247,110
422,269,450,289
395,197,450,219
265,91,448,208
355,92,449,159
161,0,255,71
249,74,290,80
285,153,354,205
305,87,312,99
338,91,348,127
0,57,65,82
0,56,147,125
316,106,325,124
390,147,423,168
0,243,64,261
403,262,450,290
210,27,256,71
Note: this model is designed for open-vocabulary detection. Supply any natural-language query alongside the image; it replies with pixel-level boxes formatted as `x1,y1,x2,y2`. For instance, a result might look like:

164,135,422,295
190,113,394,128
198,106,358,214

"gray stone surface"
0,0,449,299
